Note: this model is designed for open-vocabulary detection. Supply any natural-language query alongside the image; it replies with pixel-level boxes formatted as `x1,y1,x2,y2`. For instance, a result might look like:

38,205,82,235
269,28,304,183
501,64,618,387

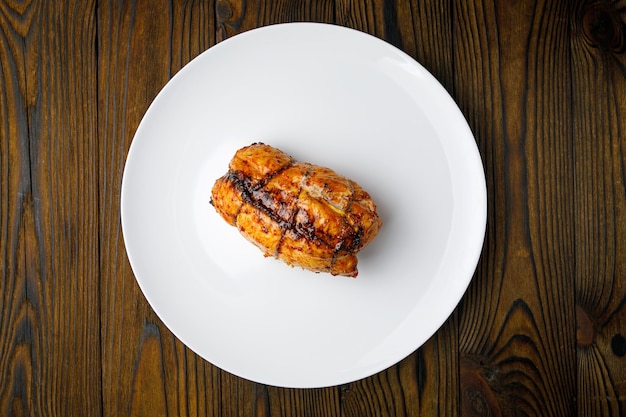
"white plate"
121,23,486,388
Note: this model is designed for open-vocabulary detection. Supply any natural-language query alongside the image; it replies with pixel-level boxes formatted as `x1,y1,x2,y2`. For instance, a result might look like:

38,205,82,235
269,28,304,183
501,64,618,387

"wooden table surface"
2,0,625,416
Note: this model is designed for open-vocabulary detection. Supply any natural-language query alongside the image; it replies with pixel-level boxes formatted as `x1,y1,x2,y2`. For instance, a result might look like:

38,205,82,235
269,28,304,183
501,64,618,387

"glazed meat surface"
210,143,382,277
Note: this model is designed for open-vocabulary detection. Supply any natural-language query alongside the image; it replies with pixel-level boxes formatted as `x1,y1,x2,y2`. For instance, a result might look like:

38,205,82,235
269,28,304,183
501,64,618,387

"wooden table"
2,1,625,416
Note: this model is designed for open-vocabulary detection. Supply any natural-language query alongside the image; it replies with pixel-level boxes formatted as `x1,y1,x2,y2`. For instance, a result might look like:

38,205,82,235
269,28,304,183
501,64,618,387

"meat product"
210,143,382,277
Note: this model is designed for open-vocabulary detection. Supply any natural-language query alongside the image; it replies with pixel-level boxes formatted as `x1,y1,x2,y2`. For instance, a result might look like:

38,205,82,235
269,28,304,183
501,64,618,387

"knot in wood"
612,334,626,357
581,2,626,53
216,0,234,24
465,387,490,416
461,358,502,417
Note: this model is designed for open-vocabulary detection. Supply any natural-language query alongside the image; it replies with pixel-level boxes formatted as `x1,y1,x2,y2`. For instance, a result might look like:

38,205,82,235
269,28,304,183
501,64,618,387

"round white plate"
121,23,486,388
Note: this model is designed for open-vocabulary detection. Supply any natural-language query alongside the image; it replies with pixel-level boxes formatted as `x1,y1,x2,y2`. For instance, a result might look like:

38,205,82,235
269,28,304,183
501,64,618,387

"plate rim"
121,22,487,388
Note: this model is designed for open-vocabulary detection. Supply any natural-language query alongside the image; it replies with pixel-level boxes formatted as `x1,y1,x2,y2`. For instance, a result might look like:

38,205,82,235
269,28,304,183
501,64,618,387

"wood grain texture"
1,0,625,416
454,1,578,416
0,1,101,416
215,0,335,41
572,1,626,415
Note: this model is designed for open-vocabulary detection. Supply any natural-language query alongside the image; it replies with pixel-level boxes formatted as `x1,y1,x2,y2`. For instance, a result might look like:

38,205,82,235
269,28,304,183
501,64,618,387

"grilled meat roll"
210,143,382,277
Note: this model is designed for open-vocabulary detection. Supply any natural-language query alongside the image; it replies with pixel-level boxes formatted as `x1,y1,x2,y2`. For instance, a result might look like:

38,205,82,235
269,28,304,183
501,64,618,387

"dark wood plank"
263,386,342,417
98,1,168,413
0,1,101,416
215,0,335,41
571,1,626,415
97,1,226,416
454,1,578,416
335,0,385,40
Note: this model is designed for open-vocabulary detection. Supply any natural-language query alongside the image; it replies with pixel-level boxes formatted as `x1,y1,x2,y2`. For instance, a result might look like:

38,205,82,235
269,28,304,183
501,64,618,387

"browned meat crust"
211,143,382,277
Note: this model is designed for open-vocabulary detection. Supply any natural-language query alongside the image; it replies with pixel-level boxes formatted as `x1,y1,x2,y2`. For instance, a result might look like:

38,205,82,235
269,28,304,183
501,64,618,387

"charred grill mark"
250,159,295,191
228,171,291,230
276,164,322,257
227,161,338,259
348,227,363,252
329,226,362,270
232,168,364,260
293,210,332,248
